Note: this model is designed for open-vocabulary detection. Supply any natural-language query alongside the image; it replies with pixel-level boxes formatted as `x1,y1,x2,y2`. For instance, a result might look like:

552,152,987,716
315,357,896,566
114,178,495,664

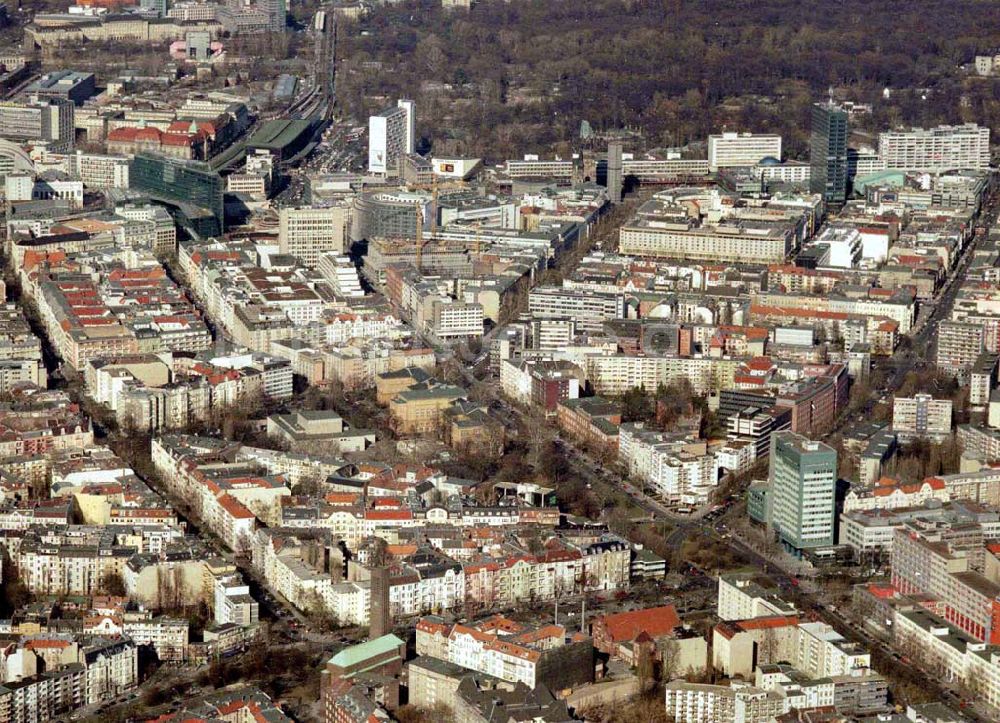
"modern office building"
708,132,782,171
139,0,168,16
606,142,623,203
505,157,575,180
809,102,849,204
129,153,224,237
527,287,625,334
260,0,286,31
368,99,415,175
878,123,990,172
351,189,429,242
0,97,74,151
26,70,96,106
278,206,347,266
767,432,837,553
619,218,794,264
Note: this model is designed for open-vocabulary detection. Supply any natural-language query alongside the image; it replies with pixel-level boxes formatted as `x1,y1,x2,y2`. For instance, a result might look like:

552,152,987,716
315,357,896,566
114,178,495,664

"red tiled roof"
745,356,775,372
736,614,799,631
594,605,680,643
365,509,413,521
217,493,254,519
867,583,896,599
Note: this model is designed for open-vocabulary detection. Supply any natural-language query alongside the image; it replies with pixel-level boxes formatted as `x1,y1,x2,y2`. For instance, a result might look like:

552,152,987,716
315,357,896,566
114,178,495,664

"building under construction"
363,235,477,284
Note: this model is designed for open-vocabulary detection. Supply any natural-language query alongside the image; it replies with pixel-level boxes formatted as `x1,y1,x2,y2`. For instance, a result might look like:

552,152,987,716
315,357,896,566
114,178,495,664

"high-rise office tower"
606,142,623,203
0,97,74,151
767,431,837,553
368,99,415,175
278,206,347,266
809,102,849,204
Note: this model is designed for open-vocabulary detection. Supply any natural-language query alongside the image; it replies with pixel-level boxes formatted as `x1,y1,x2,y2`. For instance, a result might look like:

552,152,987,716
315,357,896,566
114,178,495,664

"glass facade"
769,432,837,552
809,103,849,203
130,153,224,236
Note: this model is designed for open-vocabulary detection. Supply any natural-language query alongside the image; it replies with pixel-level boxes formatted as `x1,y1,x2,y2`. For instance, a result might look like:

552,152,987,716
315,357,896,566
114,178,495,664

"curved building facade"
351,189,430,242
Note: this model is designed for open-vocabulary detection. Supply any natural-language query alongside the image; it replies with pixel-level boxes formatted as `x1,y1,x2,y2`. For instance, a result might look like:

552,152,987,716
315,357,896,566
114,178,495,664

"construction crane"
415,204,424,272
404,177,471,272
430,175,439,235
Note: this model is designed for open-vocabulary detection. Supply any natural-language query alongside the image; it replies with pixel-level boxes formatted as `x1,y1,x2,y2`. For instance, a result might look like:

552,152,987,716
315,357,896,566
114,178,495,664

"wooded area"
335,0,1000,161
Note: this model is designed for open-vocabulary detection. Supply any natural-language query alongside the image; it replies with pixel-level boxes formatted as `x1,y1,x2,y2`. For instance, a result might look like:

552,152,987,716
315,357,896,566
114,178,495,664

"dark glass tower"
809,102,849,204
130,153,224,236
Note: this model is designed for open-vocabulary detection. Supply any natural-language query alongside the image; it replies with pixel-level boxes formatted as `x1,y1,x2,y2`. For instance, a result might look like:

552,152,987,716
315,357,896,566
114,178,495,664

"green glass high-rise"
768,431,837,553
130,153,224,237
809,102,849,204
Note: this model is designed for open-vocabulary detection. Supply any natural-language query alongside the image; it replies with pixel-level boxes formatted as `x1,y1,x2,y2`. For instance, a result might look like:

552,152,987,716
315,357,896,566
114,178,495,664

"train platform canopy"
247,119,315,159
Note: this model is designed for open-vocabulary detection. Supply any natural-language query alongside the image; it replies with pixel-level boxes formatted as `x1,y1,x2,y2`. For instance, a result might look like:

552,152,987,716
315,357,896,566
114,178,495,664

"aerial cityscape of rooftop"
2,1,1000,722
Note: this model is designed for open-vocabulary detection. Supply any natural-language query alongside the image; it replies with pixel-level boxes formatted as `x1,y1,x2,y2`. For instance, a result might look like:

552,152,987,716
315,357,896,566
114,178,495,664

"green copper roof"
328,634,404,668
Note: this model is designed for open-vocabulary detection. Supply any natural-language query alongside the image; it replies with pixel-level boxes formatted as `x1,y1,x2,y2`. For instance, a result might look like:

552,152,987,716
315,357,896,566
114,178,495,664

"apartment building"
556,396,621,456
213,573,260,627
878,124,990,171
937,320,986,377
752,288,916,334
585,354,740,397
712,615,870,683
253,523,628,624
499,358,582,413
971,353,999,408
664,681,787,723
708,132,782,171
121,613,189,662
793,621,871,678
618,424,723,504
892,393,953,440
957,424,1000,464
415,616,593,690
717,574,799,622
15,534,134,596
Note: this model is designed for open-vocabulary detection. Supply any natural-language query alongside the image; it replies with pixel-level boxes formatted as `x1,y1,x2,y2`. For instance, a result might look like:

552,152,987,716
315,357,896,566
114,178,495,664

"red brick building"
590,604,681,656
